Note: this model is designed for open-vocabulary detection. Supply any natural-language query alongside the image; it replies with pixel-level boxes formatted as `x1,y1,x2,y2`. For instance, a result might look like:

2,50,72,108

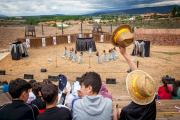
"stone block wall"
134,28,180,46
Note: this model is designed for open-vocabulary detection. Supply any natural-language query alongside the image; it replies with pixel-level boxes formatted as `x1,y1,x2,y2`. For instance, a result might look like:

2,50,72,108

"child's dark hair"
65,47,67,50
109,49,111,53
43,79,52,85
28,80,37,88
32,82,45,97
75,50,77,54
162,79,170,93
79,72,102,94
41,84,58,105
171,81,179,97
103,50,105,53
9,78,31,99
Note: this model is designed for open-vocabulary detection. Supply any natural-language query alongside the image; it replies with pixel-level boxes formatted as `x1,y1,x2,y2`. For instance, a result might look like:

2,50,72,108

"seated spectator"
58,82,74,111
27,80,37,103
157,79,171,99
113,46,156,120
171,80,180,99
36,84,72,120
99,82,112,100
31,82,46,112
71,81,82,116
73,72,113,120
0,78,39,120
0,81,9,93
43,79,52,85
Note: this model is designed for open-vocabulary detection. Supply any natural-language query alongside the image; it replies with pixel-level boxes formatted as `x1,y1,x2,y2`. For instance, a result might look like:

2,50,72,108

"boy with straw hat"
113,46,156,120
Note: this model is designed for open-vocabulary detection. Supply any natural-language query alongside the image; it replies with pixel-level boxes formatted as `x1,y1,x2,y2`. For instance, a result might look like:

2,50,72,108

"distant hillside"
88,5,179,15
0,14,7,18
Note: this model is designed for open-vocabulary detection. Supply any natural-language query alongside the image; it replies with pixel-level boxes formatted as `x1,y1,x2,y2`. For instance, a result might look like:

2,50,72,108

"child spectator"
43,79,52,85
73,72,113,120
157,79,171,99
36,84,72,120
171,80,180,99
31,82,46,112
99,82,112,100
27,80,37,103
0,81,9,93
0,78,39,120
71,81,82,117
113,46,156,120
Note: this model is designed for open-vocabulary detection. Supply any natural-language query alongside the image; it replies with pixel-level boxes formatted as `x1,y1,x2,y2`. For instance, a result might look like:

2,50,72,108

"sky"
0,0,180,16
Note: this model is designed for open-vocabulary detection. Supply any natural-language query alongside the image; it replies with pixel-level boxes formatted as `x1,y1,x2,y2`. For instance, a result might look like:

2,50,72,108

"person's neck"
13,98,24,102
89,93,98,96
46,102,57,109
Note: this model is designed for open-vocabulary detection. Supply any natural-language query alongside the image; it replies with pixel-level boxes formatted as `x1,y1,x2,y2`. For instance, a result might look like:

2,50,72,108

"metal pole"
81,23,82,33
111,24,112,33
42,24,44,35
62,24,63,35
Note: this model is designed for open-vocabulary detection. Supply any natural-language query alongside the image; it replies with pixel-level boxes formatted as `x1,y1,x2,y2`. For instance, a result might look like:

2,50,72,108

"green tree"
172,6,177,17
153,13,158,19
53,23,57,27
177,6,180,17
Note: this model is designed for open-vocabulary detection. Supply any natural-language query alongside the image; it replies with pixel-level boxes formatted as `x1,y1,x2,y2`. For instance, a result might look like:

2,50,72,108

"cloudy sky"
0,0,180,16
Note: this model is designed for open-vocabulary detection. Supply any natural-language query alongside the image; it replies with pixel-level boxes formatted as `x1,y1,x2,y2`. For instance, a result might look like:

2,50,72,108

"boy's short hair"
9,78,31,99
43,79,52,85
28,80,37,88
32,82,45,97
79,72,102,94
41,84,58,105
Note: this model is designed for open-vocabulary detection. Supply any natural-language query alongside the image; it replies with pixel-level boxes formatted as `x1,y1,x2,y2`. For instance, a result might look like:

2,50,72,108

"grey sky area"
0,0,180,16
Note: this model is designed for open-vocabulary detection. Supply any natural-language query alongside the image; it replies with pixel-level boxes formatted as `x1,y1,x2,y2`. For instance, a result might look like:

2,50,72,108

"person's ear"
38,91,42,96
55,95,58,101
88,86,92,93
22,91,26,97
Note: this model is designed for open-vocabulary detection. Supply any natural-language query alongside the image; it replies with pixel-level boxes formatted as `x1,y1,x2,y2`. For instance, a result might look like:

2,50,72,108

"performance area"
0,43,180,95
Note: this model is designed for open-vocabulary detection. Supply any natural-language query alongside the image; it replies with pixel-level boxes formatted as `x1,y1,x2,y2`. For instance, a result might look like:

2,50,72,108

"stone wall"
134,28,180,46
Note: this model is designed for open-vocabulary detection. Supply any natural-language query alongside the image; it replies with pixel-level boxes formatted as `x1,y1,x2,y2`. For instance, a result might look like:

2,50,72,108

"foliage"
53,23,57,27
177,6,180,17
172,6,177,17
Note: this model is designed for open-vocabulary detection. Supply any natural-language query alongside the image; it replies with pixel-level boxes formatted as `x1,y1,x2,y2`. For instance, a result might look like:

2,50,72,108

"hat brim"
111,25,132,47
126,70,156,105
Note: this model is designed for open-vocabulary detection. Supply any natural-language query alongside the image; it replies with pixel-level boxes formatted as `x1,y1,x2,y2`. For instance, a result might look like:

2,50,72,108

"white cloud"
0,0,179,16
132,0,180,8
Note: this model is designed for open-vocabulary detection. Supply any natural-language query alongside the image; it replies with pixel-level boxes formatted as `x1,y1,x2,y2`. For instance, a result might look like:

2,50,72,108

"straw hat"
111,25,134,47
126,70,156,105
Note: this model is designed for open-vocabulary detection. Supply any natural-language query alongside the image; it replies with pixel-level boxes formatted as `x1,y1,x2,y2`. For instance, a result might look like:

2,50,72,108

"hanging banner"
100,35,104,42
79,34,82,38
89,34,92,38
68,35,71,43
42,38,46,47
53,37,56,45
26,38,30,48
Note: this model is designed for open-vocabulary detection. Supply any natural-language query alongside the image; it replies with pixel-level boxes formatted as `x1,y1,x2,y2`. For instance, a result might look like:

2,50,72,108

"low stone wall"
134,28,180,46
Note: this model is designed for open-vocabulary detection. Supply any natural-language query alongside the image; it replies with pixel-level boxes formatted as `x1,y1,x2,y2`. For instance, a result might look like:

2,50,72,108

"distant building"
143,13,172,19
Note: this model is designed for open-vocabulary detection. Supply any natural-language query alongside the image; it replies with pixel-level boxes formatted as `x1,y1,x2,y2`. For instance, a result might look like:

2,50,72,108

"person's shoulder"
0,103,11,110
24,102,39,111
